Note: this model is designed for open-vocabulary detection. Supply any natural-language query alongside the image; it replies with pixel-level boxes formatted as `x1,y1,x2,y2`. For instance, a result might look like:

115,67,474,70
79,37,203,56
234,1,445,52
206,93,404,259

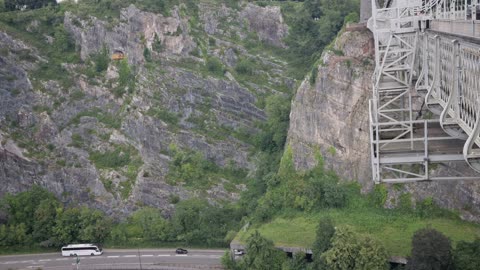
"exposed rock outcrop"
0,3,292,217
287,28,374,186
64,4,196,65
240,4,288,48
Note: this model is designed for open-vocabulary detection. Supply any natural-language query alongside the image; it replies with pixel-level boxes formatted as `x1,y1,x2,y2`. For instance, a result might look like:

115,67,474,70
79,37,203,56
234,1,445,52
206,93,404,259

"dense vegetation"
0,187,244,252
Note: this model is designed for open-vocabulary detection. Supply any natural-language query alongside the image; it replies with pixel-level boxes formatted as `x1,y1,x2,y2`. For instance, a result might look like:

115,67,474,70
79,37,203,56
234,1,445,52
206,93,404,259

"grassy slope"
236,191,480,257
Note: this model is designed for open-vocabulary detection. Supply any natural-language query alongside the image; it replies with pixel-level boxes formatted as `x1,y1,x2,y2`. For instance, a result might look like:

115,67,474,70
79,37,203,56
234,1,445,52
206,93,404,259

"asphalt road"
0,249,226,270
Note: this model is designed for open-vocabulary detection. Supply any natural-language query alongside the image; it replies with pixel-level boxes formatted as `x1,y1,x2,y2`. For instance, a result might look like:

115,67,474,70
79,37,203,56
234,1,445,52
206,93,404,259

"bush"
398,193,413,213
323,180,347,208
89,146,132,169
235,59,255,75
93,45,110,73
143,47,152,62
370,184,388,208
206,57,224,76
407,228,453,270
115,58,135,97
344,11,359,24
453,239,480,270
416,197,435,218
310,66,317,85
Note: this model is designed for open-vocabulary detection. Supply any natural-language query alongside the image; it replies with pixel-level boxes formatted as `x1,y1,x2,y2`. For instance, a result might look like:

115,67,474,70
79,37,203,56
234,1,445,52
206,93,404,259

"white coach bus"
61,244,103,256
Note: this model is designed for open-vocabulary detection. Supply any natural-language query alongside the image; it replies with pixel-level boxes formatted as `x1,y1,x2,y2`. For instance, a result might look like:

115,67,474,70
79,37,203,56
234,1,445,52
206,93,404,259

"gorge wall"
0,3,293,217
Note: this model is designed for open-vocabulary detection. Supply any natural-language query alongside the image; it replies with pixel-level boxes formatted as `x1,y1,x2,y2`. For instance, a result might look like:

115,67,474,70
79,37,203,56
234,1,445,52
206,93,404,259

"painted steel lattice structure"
369,0,480,183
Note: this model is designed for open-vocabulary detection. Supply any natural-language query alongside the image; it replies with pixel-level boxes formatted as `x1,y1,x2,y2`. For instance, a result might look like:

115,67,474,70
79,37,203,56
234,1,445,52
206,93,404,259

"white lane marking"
141,254,154,257
157,254,171,257
107,255,120,258
56,258,68,261
175,254,188,257
123,255,136,258
39,259,51,261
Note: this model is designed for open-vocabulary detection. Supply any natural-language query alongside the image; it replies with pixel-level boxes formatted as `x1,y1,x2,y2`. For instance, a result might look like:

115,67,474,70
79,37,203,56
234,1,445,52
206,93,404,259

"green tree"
109,224,127,244
283,252,307,270
453,239,480,270
312,217,335,268
321,226,388,270
356,237,389,270
78,207,111,243
0,225,7,246
407,228,453,270
171,198,242,246
32,199,60,242
221,250,239,270
256,94,291,153
53,207,82,245
172,198,209,244
130,207,170,241
2,186,58,235
304,0,323,18
239,231,286,270
5,0,56,11
11,223,30,245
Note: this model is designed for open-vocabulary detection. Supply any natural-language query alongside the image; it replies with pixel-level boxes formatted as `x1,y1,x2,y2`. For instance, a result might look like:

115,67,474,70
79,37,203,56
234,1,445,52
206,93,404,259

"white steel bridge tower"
369,0,480,183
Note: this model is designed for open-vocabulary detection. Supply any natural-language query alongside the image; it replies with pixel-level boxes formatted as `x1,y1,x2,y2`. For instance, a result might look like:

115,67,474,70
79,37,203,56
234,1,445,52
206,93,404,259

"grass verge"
235,208,480,257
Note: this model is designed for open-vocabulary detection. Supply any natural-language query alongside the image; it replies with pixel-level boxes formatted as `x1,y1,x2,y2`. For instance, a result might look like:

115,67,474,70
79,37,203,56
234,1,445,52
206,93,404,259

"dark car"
175,248,188,254
234,249,245,256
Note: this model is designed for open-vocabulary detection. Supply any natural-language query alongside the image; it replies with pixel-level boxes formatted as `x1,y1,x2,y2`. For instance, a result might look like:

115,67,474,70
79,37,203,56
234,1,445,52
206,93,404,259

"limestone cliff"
287,27,374,187
0,3,293,217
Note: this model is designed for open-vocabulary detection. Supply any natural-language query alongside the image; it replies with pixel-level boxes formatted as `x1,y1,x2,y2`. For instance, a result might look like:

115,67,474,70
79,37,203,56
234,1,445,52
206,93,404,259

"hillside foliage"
0,187,245,249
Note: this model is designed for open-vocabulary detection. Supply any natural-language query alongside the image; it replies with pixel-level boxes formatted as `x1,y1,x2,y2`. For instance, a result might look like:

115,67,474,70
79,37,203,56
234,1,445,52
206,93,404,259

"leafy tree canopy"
321,226,389,270
407,228,453,270
239,231,286,270
453,239,480,270
4,0,56,11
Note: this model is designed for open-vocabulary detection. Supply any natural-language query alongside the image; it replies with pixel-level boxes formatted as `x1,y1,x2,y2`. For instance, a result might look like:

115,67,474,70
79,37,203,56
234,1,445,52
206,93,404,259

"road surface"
0,249,225,270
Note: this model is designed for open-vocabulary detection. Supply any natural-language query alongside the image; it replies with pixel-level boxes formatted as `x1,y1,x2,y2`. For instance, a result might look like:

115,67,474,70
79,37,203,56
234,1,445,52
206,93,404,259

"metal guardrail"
416,32,480,171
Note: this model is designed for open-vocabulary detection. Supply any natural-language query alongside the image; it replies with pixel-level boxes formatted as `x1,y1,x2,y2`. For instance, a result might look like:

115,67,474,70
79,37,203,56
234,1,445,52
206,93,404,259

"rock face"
0,3,294,217
64,5,196,65
287,28,374,187
287,26,480,222
240,4,288,48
